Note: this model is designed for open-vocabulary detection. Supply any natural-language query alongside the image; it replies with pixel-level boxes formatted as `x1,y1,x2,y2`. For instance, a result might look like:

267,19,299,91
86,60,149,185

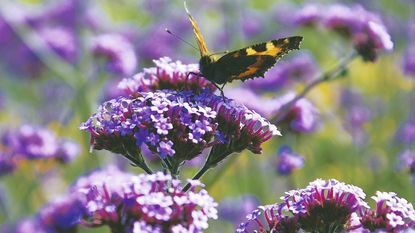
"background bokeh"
1,0,415,232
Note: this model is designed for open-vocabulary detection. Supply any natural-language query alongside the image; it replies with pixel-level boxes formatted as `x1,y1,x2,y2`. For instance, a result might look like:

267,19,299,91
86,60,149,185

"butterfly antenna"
165,28,198,51
184,1,190,15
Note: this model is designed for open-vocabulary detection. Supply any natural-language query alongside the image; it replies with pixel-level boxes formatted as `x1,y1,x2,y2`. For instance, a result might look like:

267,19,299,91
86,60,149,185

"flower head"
72,167,218,232
403,47,415,77
293,4,321,26
276,145,304,175
117,57,216,95
340,89,373,147
37,26,78,63
396,113,415,145
275,92,320,133
1,125,80,163
236,204,300,233
91,33,138,76
0,152,16,176
0,125,80,176
359,191,415,231
282,179,369,232
294,4,393,61
37,195,85,232
219,195,260,227
81,89,279,165
398,150,415,179
237,179,369,233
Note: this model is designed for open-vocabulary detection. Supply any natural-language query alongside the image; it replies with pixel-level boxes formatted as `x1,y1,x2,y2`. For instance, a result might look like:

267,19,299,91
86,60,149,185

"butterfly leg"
184,71,200,90
210,83,226,100
220,83,226,100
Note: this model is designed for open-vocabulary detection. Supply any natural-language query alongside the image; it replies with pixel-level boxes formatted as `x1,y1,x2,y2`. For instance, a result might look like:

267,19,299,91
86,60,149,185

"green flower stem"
122,144,153,174
183,163,211,192
183,144,234,192
137,160,154,175
271,51,358,124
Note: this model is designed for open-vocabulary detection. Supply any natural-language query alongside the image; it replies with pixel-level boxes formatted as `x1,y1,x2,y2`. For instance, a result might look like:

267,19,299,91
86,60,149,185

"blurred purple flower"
92,33,138,76
276,92,319,133
403,47,415,77
241,11,265,39
40,0,83,29
55,140,81,163
71,167,218,232
0,152,16,177
37,195,85,232
1,125,80,165
0,0,87,78
358,191,415,232
2,125,60,160
294,4,393,61
117,57,216,95
276,145,304,175
37,26,78,63
397,149,415,180
396,113,415,145
1,194,85,233
340,89,373,147
245,52,318,92
0,14,43,77
293,4,321,26
1,218,46,233
218,195,260,227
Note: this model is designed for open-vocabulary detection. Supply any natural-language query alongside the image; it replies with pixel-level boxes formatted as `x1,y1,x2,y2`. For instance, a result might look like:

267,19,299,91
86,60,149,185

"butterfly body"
185,2,303,93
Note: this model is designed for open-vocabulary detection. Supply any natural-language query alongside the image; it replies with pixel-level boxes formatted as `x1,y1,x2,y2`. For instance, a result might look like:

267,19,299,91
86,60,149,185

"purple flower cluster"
237,179,368,232
340,89,373,147
396,112,415,145
245,52,318,92
294,4,393,61
218,195,260,227
236,179,415,232
91,33,138,76
0,1,80,77
359,191,415,232
275,92,319,133
0,124,80,176
81,89,279,167
118,57,216,95
403,47,415,77
72,167,218,232
398,149,415,181
37,26,78,64
1,167,218,233
275,145,304,175
1,196,85,233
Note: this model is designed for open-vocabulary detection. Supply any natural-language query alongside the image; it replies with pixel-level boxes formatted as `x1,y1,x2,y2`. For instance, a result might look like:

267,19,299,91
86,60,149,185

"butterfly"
184,2,303,97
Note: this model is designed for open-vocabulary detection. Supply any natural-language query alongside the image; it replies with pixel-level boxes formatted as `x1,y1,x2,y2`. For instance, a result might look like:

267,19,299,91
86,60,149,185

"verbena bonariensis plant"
81,57,280,180
1,167,218,233
0,124,80,176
